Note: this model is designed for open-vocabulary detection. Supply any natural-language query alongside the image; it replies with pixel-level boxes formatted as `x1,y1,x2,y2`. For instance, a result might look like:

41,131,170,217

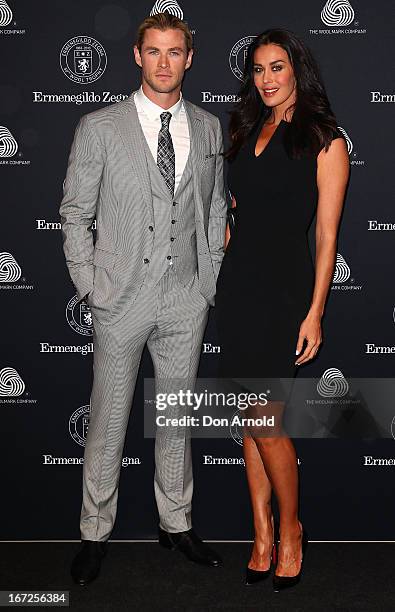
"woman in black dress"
215,29,349,591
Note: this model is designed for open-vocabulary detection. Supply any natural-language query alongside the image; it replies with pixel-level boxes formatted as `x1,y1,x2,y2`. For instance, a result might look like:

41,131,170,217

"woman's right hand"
225,196,237,250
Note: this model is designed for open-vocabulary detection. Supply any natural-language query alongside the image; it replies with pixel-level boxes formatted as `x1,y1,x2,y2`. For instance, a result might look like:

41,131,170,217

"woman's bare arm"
295,138,349,364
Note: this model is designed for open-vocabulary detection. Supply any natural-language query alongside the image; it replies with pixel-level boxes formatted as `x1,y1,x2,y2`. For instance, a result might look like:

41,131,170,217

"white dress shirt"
134,86,190,194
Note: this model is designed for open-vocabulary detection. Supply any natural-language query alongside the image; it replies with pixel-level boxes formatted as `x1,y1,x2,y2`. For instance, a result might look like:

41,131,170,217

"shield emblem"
82,416,90,440
74,48,92,75
79,303,92,329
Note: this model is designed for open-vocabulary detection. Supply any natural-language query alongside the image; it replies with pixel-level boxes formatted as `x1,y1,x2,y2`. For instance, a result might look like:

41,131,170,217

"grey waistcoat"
141,134,198,289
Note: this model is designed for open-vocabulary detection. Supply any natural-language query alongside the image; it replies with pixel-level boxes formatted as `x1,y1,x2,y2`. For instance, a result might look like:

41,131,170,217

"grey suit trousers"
80,265,209,541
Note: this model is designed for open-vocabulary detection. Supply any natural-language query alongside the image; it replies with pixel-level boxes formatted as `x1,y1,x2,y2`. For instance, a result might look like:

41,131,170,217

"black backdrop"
1,0,395,541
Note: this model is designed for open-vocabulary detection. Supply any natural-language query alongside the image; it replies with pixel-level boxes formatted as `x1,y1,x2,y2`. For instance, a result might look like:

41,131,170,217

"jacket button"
167,255,172,260
170,237,175,242
143,258,149,263
148,225,153,231
173,202,177,206
171,219,176,224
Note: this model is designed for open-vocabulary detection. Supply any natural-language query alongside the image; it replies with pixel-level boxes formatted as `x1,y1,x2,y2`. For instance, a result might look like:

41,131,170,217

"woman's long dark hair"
226,29,339,160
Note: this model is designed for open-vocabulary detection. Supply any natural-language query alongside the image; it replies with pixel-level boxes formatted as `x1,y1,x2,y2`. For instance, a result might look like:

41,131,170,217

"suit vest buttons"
167,255,172,260
170,237,175,242
143,258,149,263
148,225,154,231
173,202,177,206
171,219,176,224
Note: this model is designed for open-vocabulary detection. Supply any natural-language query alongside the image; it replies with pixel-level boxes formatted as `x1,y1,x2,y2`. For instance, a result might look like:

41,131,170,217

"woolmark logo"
317,368,349,397
0,252,21,282
150,0,183,19
0,126,18,157
0,367,25,397
0,0,12,26
337,126,353,155
321,0,355,26
229,36,256,81
60,36,107,84
333,253,350,283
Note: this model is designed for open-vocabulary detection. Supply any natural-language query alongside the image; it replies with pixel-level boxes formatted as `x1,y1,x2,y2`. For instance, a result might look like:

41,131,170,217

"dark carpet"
0,542,394,611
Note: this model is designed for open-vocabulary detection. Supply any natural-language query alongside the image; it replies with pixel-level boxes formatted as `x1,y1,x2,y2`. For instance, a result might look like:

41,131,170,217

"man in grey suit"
60,13,227,585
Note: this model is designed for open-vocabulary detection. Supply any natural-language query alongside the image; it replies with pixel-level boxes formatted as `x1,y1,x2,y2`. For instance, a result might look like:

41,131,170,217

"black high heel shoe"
272,524,308,592
245,517,277,586
246,542,277,585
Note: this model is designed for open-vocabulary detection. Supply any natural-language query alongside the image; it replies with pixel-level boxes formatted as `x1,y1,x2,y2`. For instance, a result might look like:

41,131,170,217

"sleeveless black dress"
215,118,330,400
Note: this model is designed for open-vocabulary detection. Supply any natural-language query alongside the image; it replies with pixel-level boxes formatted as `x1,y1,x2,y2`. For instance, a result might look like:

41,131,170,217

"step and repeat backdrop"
1,0,395,540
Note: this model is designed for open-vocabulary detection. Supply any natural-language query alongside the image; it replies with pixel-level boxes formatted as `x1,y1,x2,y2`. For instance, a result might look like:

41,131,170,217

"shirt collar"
134,86,184,122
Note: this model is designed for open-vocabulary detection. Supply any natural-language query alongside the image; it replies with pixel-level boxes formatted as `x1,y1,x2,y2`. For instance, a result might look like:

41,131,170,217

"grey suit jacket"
59,91,227,325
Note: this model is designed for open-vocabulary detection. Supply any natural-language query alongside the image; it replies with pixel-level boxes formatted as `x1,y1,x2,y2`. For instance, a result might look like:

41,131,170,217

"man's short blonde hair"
135,13,193,52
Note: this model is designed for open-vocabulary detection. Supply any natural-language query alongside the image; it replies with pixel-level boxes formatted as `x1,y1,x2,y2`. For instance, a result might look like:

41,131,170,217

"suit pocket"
93,248,116,270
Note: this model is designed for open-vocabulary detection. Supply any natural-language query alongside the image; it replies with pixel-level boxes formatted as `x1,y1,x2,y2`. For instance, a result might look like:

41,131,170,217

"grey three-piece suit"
59,91,227,540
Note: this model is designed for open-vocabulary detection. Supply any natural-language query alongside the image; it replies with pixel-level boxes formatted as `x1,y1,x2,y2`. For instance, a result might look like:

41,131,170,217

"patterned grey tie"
157,111,175,195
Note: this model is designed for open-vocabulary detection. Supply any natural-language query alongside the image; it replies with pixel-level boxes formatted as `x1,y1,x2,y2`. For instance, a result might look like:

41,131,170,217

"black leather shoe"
71,540,108,586
159,527,223,567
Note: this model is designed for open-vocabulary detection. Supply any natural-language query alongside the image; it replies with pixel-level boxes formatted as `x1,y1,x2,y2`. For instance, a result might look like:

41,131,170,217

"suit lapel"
114,94,206,221
184,100,205,221
114,93,153,214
